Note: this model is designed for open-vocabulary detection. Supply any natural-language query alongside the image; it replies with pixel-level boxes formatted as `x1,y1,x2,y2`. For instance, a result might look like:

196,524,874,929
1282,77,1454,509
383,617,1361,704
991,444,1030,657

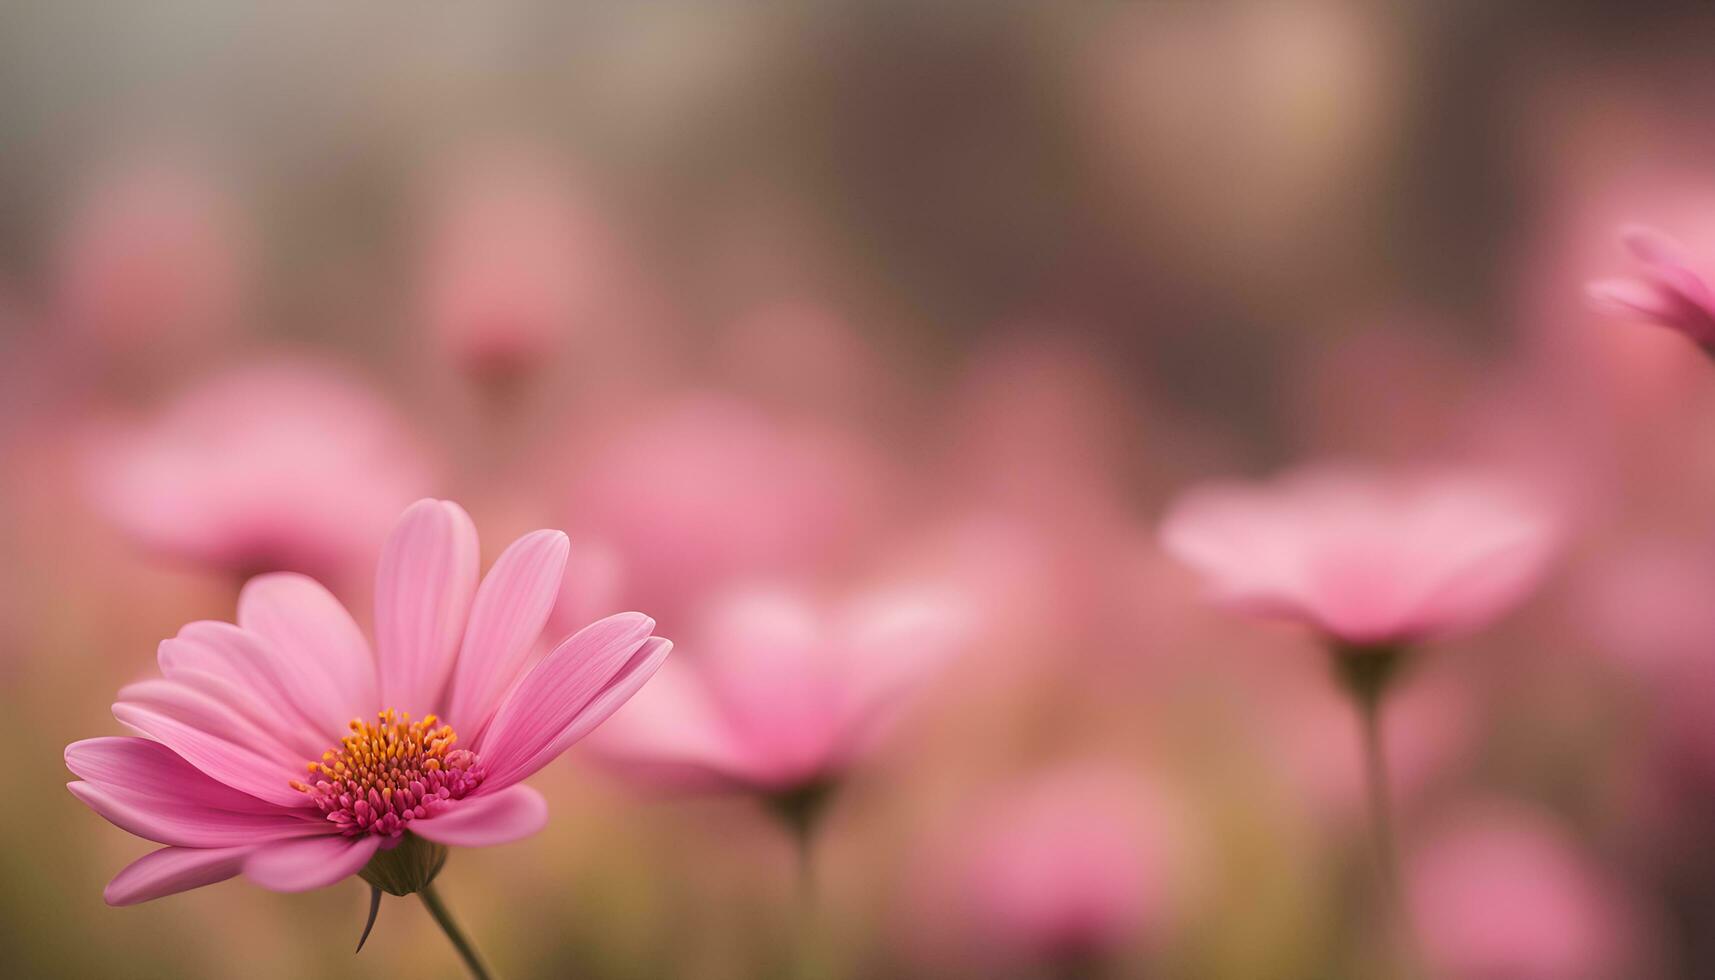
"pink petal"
477,613,664,790
116,675,308,764
104,845,253,906
66,737,283,814
68,781,324,848
157,622,342,752
694,590,844,777
1619,224,1690,268
585,659,761,791
238,572,377,724
409,784,549,847
375,499,480,714
112,701,310,808
1586,277,1689,325
444,529,569,739
242,834,381,892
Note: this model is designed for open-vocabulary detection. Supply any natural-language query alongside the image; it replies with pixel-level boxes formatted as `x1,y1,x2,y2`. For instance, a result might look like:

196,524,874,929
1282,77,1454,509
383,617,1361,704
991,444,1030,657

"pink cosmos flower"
904,765,1197,971
564,396,891,618
55,153,250,357
1587,225,1715,349
66,498,671,906
416,144,608,382
83,358,435,585
1159,465,1559,647
588,583,967,799
1409,804,1638,980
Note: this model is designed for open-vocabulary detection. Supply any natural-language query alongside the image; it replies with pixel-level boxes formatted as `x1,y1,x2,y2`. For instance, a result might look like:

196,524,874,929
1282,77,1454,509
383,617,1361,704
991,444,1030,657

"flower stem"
767,782,836,980
1357,688,1404,922
1333,644,1420,978
419,882,496,980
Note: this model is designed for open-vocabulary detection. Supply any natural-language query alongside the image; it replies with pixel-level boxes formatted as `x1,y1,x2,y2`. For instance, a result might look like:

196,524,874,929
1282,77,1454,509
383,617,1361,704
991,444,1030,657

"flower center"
291,710,485,837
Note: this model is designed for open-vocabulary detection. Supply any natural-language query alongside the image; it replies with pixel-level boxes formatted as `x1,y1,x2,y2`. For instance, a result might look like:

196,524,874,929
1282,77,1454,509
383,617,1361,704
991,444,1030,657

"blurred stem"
767,780,837,980
1333,643,1420,978
419,882,495,980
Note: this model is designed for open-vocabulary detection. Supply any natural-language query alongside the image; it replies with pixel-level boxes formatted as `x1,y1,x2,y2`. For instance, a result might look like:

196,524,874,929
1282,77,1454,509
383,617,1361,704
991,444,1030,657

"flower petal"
112,701,310,808
238,572,377,724
116,675,308,764
584,659,761,791
67,737,284,814
157,622,342,752
374,499,480,714
444,529,569,739
242,834,381,893
68,781,325,847
105,845,253,906
480,617,670,791
409,784,548,847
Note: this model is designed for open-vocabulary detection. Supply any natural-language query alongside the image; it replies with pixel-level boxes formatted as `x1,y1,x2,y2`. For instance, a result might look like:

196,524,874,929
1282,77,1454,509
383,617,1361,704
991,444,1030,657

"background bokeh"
5,2,1715,977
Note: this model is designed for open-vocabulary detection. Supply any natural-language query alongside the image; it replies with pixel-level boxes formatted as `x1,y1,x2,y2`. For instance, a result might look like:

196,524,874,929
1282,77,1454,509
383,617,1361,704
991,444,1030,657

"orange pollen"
289,709,485,837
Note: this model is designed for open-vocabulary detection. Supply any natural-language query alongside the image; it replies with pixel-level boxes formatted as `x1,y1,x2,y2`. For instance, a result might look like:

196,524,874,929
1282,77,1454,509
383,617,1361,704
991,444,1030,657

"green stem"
419,882,496,980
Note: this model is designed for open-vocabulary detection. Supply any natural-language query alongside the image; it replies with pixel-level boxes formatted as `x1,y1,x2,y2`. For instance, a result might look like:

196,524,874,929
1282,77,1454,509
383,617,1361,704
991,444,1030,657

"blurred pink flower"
67,499,671,905
54,154,249,356
565,396,891,617
588,583,968,797
1588,226,1715,349
416,145,607,381
904,765,1198,970
1159,465,1559,647
83,358,436,584
1410,804,1637,980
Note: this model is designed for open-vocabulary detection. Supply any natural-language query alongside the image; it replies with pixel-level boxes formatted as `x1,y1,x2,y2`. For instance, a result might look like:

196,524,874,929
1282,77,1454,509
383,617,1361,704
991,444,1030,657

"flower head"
54,153,250,356
1587,225,1715,349
933,766,1195,967
588,584,967,799
67,498,670,905
416,144,604,382
83,359,435,583
1410,804,1637,980
1159,464,1558,647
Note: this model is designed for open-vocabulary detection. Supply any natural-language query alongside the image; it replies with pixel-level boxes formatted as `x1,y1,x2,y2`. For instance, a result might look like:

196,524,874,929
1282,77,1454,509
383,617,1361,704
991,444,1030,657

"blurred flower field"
6,3,1715,979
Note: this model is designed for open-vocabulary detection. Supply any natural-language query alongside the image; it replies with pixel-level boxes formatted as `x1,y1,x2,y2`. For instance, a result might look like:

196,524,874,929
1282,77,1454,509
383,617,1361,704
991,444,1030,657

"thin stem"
789,816,821,980
1332,645,1420,978
1358,693,1404,923
419,882,496,980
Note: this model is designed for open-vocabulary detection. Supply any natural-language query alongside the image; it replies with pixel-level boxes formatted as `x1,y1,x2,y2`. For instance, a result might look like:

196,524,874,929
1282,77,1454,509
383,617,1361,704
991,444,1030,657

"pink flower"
1159,465,1558,647
83,358,435,584
1587,225,1715,349
565,396,891,617
899,765,1200,973
588,584,967,797
54,153,250,356
1409,804,1639,980
416,144,606,381
67,499,670,905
